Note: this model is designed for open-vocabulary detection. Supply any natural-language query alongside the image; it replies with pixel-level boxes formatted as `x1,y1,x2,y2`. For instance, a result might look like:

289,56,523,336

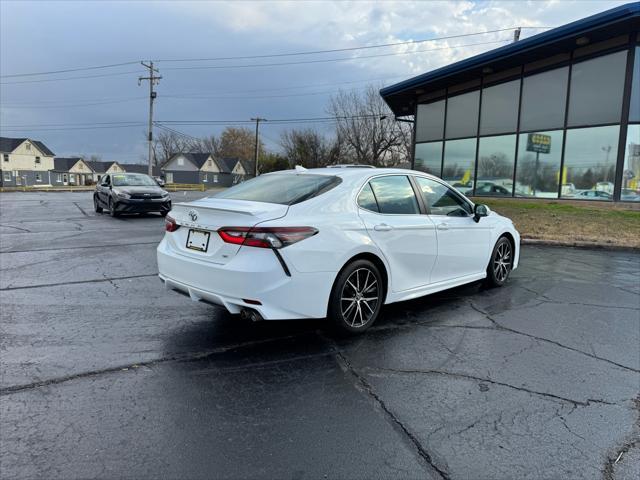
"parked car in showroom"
157,167,520,333
94,173,171,217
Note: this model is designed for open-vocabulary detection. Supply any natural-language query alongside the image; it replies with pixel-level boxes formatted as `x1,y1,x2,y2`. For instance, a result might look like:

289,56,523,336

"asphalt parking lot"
1,190,639,480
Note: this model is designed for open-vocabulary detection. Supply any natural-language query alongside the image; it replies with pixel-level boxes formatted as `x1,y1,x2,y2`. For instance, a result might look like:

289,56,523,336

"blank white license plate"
186,229,210,252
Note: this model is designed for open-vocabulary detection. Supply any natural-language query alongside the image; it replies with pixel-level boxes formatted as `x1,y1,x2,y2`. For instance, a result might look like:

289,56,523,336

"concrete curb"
521,238,640,253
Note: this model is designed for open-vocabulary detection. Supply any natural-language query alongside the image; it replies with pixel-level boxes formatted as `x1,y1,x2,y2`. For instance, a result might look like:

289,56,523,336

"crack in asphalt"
1,241,160,254
467,301,640,373
72,202,89,217
367,365,616,408
0,224,32,233
603,395,640,480
335,352,450,480
0,334,310,396
0,273,157,291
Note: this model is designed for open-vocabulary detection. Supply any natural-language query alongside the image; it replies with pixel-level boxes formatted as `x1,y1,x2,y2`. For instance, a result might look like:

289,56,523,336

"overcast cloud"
0,0,626,161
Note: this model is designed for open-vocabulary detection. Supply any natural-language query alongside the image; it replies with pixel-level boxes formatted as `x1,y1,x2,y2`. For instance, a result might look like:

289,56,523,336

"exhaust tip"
240,308,264,322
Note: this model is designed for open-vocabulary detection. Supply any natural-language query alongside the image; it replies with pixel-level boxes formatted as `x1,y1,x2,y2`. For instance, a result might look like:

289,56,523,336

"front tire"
486,237,513,287
328,259,383,334
94,195,103,213
109,198,118,217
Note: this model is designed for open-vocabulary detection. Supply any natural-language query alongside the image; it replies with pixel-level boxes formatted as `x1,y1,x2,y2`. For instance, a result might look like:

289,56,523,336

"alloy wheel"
493,241,512,282
340,268,379,328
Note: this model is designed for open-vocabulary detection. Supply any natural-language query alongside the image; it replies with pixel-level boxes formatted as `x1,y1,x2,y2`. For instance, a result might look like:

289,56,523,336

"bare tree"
151,130,209,166
328,85,412,167
279,128,339,168
217,127,264,161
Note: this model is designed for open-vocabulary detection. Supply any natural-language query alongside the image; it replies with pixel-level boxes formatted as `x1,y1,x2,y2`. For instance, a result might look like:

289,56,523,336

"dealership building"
380,2,640,202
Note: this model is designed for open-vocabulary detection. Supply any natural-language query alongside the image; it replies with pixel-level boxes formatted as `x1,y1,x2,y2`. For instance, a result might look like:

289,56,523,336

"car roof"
269,167,440,181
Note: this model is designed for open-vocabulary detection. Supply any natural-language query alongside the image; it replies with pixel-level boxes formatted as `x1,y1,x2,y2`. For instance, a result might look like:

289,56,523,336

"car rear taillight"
165,215,180,232
218,226,317,249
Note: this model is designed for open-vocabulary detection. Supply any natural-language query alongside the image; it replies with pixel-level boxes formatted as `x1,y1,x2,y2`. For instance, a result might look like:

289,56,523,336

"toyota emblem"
188,209,198,222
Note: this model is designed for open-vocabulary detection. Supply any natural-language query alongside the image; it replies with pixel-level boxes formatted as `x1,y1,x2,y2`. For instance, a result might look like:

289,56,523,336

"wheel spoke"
362,300,375,314
343,300,356,318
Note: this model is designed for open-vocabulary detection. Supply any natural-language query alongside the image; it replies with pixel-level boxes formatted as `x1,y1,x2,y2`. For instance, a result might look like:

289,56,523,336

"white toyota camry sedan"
157,167,520,333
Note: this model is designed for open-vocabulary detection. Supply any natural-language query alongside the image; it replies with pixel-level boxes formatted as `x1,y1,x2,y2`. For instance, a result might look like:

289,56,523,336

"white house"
0,137,55,186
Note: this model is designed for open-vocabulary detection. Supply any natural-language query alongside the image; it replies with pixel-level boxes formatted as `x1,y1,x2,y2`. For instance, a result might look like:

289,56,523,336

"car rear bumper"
115,198,171,213
157,235,334,320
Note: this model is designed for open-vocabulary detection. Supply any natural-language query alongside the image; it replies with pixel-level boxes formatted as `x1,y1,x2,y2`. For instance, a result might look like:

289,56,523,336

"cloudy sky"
0,0,626,162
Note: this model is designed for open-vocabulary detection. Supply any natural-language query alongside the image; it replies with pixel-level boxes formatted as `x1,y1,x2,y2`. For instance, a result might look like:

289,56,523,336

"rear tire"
328,259,384,334
94,195,103,213
486,236,513,287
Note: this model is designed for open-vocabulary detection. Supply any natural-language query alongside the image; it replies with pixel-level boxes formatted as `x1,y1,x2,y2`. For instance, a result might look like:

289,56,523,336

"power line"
162,39,511,72
0,69,145,86
155,26,550,63
0,123,146,132
0,97,146,109
1,114,386,132
0,61,140,79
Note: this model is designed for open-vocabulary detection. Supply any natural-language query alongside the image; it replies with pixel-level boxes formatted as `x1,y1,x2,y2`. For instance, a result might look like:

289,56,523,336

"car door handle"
374,223,393,232
437,223,449,231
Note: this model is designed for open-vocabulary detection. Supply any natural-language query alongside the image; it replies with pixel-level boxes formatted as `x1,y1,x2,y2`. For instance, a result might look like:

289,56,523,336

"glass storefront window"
562,125,620,200
442,138,476,195
629,48,640,122
414,142,442,176
445,90,480,139
515,130,563,198
622,124,640,202
567,50,627,127
416,101,445,142
520,66,569,132
476,135,517,196
480,79,520,135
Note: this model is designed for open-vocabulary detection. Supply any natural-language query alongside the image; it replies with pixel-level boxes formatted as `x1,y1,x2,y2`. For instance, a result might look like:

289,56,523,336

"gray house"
86,161,124,183
51,157,95,186
119,163,161,176
162,153,250,186
0,137,55,186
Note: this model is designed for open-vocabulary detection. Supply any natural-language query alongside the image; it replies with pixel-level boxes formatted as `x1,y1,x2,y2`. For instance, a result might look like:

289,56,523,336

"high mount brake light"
165,215,179,232
218,226,318,249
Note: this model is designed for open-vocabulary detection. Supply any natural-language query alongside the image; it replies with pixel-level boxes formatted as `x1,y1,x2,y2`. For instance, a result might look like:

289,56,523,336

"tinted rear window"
215,173,342,205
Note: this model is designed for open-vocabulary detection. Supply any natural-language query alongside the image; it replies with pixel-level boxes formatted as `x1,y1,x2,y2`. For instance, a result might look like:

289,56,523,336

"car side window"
414,177,472,217
368,176,420,215
357,183,379,212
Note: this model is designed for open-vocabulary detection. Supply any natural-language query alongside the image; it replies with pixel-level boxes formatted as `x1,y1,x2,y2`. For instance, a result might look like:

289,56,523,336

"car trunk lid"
168,198,288,264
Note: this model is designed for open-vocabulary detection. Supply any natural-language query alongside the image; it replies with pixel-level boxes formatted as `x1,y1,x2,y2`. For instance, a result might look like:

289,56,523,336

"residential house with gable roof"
0,137,55,186
161,153,251,186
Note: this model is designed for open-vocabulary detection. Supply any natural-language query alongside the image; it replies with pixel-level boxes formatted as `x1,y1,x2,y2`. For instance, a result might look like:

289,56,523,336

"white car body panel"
157,168,520,320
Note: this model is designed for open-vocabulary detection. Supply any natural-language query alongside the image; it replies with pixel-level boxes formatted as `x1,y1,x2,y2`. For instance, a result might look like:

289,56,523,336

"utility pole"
139,61,162,176
251,117,266,177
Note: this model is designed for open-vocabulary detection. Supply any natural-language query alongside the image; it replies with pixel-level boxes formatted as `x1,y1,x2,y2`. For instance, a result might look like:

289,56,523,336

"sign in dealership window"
515,130,563,198
520,67,568,132
445,90,479,139
480,79,520,136
567,51,627,127
416,101,445,142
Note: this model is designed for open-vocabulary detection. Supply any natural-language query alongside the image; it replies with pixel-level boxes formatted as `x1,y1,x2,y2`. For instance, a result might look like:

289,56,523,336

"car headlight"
116,191,130,199
161,191,169,197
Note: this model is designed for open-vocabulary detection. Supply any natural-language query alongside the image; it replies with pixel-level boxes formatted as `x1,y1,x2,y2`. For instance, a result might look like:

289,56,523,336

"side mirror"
473,204,489,223
157,179,165,187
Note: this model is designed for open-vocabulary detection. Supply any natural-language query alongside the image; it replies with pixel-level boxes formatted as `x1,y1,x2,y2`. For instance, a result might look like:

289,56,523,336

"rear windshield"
215,173,342,205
